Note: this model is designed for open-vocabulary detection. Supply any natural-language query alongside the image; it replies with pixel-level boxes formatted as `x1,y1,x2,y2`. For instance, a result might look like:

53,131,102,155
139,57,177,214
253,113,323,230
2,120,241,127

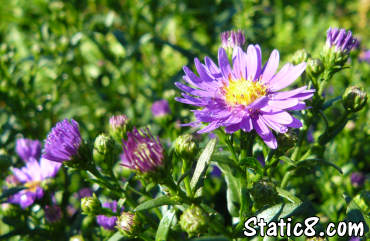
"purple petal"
218,48,233,79
269,62,306,91
246,45,258,80
232,47,247,79
261,50,280,84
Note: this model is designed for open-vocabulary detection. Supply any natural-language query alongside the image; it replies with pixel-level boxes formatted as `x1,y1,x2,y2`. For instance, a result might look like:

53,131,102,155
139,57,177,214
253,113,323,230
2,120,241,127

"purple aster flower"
42,119,82,163
8,158,61,209
351,172,366,187
220,30,246,49
15,138,42,162
175,45,314,149
151,100,171,117
44,205,62,223
121,128,164,173
359,50,370,63
96,201,119,230
326,27,359,53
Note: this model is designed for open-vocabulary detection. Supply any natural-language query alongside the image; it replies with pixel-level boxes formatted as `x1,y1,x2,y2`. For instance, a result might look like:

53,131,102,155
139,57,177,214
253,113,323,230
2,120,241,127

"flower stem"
181,158,193,197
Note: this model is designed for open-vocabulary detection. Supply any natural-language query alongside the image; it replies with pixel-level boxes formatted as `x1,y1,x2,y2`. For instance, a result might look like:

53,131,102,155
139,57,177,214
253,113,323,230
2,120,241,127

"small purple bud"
351,172,365,187
151,100,171,117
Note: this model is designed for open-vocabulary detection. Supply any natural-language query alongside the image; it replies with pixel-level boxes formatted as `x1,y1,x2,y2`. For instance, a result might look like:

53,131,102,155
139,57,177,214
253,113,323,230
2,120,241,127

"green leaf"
190,138,217,191
279,156,296,167
107,232,126,241
218,163,242,217
0,187,25,202
276,187,302,203
155,209,176,241
134,196,180,212
189,236,229,241
293,158,343,174
345,194,370,233
256,202,304,223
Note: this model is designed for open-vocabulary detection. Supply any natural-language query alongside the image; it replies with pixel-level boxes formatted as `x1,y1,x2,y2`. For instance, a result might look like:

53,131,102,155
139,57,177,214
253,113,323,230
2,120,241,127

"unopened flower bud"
81,194,101,215
292,49,310,65
276,130,298,154
179,205,208,237
306,58,324,78
174,134,198,160
109,114,129,141
342,86,367,113
251,180,280,208
116,212,140,237
93,133,116,169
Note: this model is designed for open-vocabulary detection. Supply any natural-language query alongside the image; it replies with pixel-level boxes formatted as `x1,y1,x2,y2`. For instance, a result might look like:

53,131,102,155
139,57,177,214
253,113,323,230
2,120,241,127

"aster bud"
276,130,298,154
81,194,101,215
306,58,324,78
174,134,198,160
44,205,62,223
342,86,367,113
322,27,359,67
179,205,208,237
93,133,116,169
292,49,310,65
251,180,280,208
116,211,141,237
109,114,129,141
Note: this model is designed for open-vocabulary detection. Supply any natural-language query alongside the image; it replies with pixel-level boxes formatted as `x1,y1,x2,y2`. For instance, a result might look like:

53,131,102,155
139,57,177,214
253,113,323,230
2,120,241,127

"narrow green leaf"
134,196,180,212
279,156,296,167
107,231,126,241
218,163,241,217
256,202,303,223
155,209,176,241
0,187,25,202
276,187,302,203
190,138,217,191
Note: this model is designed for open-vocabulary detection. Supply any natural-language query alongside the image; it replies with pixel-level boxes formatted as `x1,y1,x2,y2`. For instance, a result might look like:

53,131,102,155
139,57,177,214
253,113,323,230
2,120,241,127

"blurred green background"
0,0,369,238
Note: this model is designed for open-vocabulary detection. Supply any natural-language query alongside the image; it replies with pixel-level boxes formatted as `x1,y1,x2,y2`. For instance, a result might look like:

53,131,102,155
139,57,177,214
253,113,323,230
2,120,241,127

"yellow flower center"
24,180,41,192
224,78,267,106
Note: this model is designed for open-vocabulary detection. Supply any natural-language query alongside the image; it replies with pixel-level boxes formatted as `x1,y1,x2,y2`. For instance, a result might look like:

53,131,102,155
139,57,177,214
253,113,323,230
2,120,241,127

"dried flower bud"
116,211,140,237
179,205,208,237
174,134,198,160
81,194,101,215
292,49,310,65
342,86,367,113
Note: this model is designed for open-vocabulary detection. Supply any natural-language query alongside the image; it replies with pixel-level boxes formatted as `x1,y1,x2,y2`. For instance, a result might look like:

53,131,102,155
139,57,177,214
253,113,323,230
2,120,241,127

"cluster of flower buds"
322,27,359,68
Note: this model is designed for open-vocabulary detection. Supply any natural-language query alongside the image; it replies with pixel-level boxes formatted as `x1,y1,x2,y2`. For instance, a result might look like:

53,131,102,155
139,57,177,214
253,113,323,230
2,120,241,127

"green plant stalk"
181,158,193,198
